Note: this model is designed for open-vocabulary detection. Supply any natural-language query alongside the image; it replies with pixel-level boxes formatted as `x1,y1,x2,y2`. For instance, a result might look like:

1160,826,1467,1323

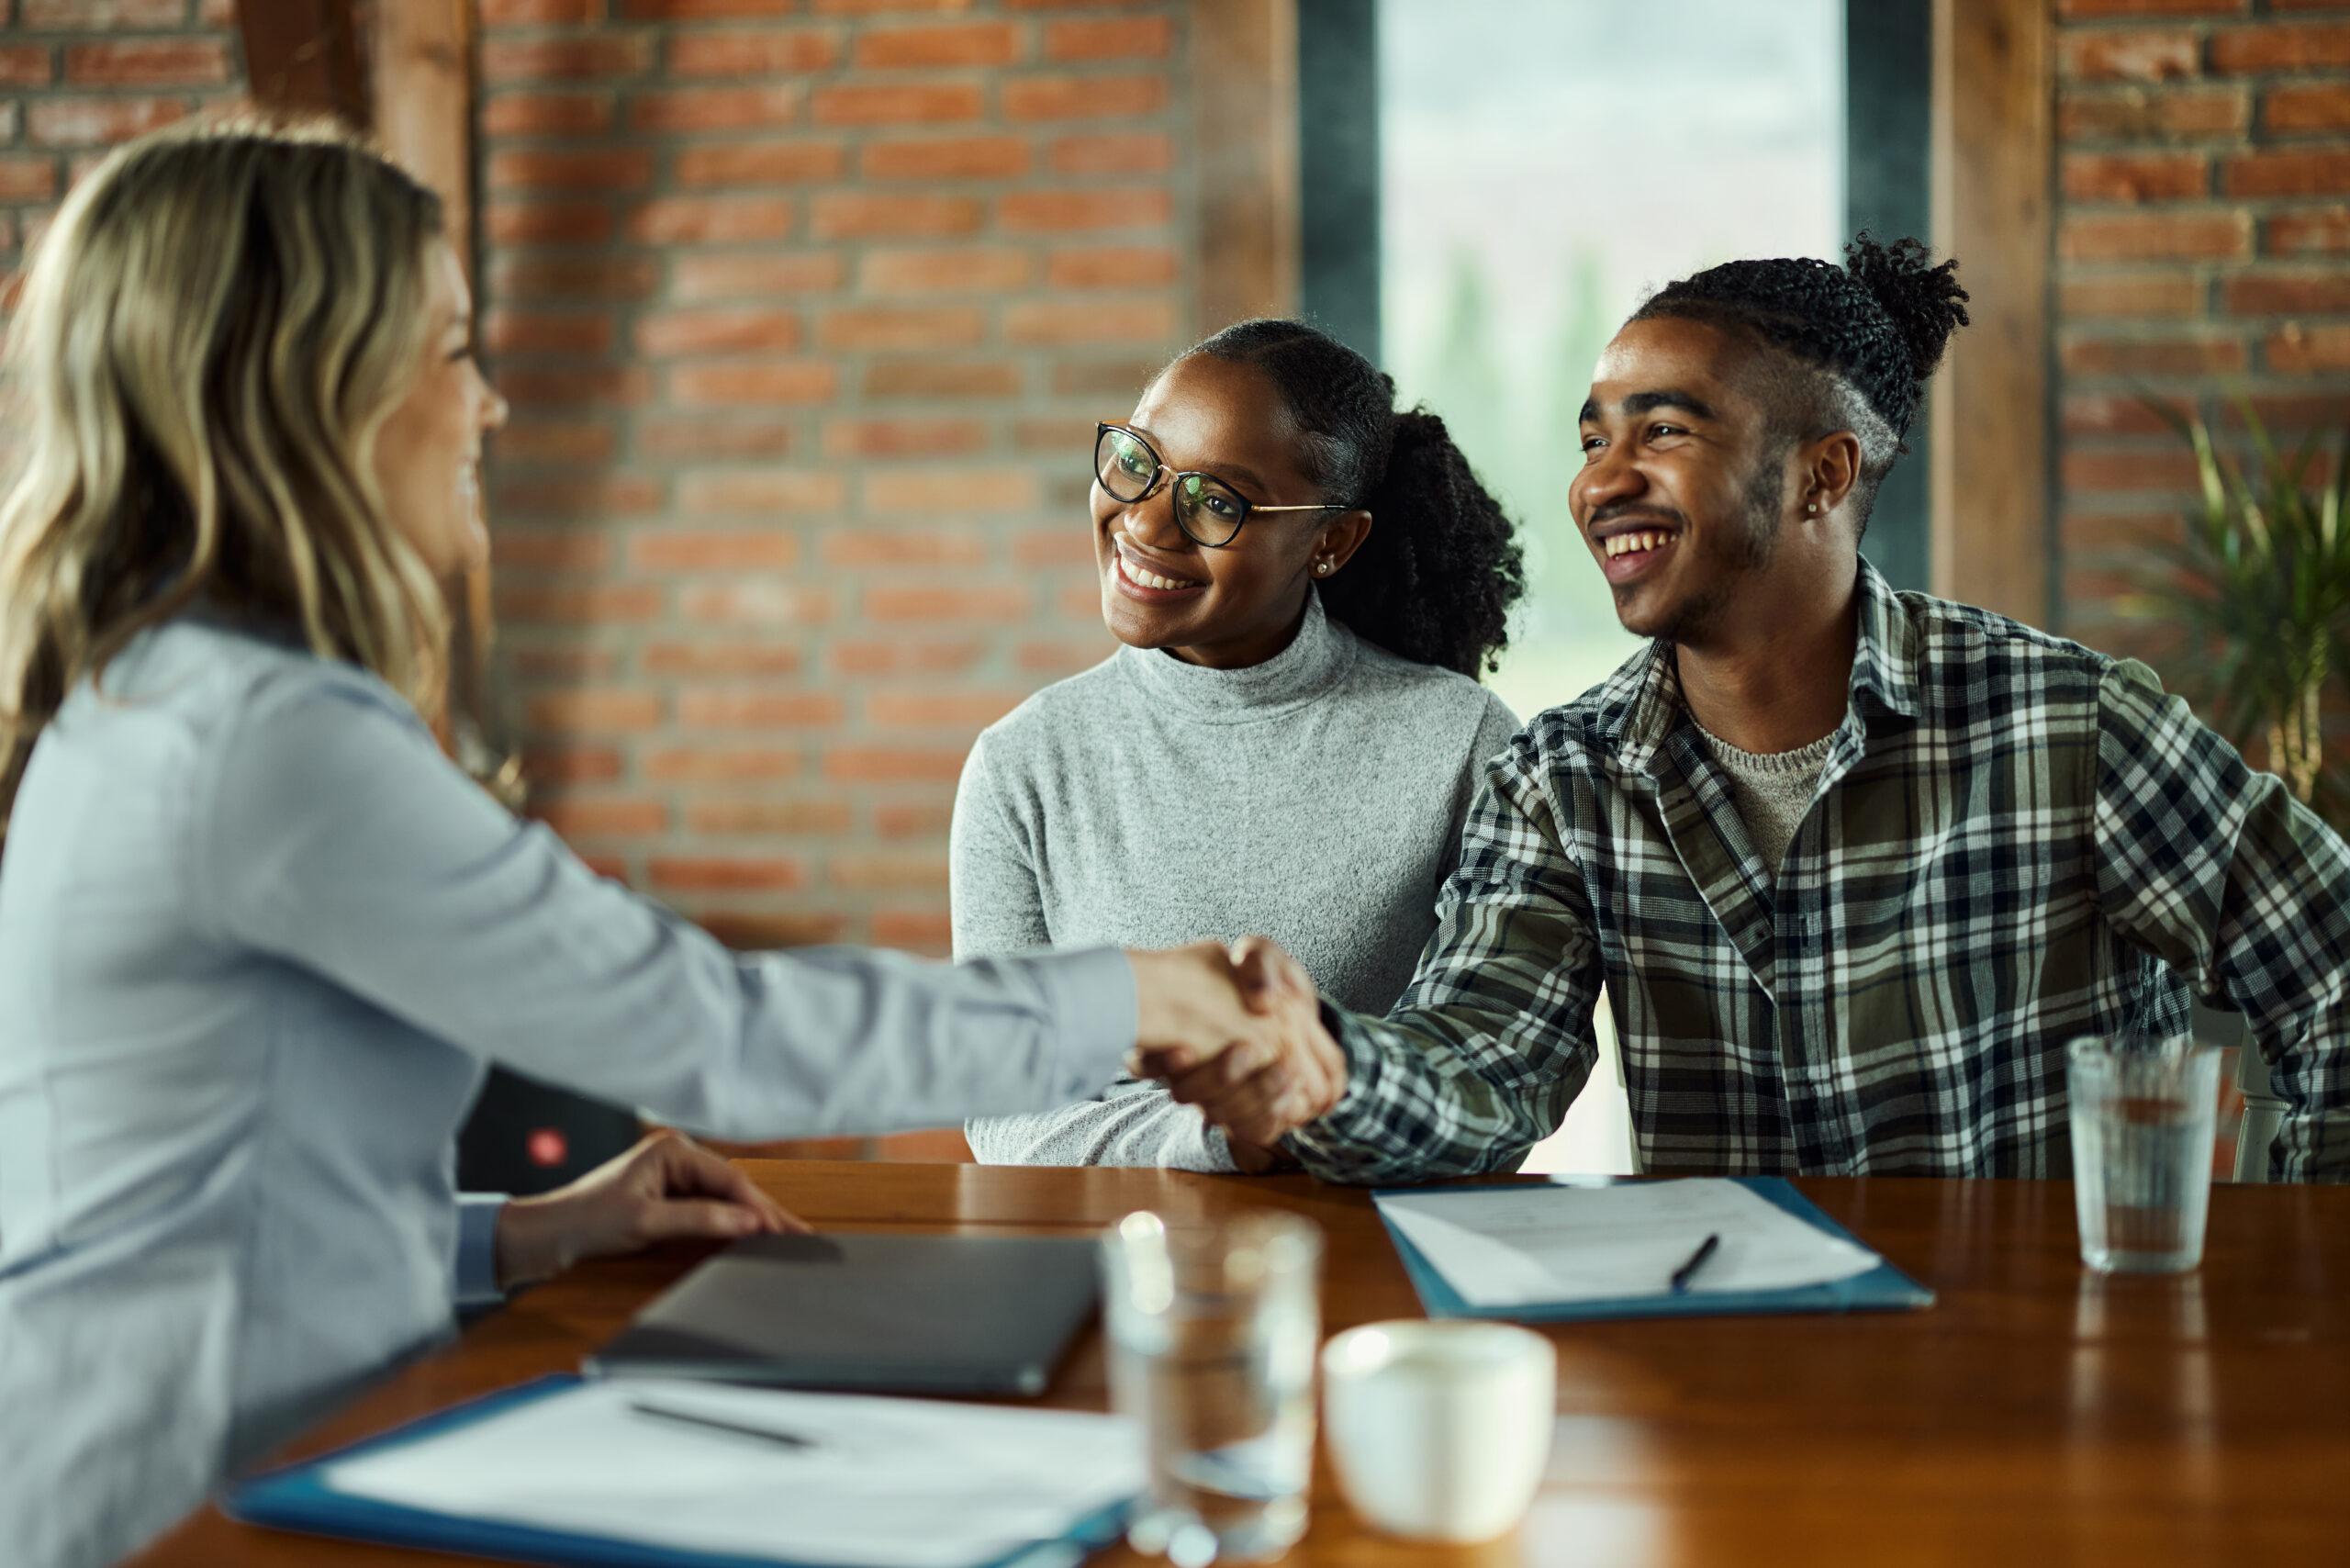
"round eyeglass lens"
1174,473,1248,547
1097,427,1159,501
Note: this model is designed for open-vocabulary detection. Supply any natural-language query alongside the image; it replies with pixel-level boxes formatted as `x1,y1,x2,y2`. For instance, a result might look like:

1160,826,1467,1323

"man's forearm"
1283,1003,1574,1185
1135,918,1601,1181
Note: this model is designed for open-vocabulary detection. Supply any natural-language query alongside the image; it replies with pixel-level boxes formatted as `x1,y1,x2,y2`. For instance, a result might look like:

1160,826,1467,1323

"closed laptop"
584,1230,1100,1397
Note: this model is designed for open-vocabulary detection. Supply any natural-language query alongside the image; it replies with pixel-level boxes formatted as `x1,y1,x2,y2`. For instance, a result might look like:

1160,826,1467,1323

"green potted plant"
2134,398,2350,824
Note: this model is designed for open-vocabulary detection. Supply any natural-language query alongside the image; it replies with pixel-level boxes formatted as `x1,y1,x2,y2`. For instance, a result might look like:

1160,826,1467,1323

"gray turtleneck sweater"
951,592,1520,1170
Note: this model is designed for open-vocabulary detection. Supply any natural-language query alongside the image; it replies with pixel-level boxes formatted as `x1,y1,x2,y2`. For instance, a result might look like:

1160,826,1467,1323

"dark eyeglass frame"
1093,422,1340,549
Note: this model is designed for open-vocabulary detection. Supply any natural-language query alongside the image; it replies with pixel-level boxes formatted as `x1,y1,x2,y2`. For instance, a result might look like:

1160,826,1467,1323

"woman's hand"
493,1128,809,1290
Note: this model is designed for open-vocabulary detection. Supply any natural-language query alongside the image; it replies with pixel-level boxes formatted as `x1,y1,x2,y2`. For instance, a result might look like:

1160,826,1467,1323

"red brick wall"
477,0,1185,956
2055,1,2350,679
0,1,241,273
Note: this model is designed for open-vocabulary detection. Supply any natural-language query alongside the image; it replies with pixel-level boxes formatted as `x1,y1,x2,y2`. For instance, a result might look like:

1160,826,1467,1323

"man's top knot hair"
1634,232,1969,441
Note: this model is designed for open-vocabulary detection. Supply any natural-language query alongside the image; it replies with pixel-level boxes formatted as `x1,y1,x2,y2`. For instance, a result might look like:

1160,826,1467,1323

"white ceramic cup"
1319,1320,1556,1543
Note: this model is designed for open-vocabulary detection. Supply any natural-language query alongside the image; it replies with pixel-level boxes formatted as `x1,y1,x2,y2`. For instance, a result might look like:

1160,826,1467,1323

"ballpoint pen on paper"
628,1400,822,1451
1669,1233,1721,1294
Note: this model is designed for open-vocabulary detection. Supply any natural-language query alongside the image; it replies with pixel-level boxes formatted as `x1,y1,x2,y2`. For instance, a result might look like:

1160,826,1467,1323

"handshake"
1125,938,1348,1170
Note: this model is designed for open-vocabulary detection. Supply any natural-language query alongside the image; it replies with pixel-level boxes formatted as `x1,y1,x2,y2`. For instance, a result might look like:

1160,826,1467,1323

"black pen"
1669,1233,1721,1294
628,1399,822,1451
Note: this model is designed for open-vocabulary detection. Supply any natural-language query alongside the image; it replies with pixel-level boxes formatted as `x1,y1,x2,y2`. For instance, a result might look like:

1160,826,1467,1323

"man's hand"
494,1128,809,1289
1129,936,1349,1152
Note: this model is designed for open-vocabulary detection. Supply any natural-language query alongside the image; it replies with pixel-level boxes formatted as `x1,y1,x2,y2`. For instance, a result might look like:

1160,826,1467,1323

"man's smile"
1589,515,1684,586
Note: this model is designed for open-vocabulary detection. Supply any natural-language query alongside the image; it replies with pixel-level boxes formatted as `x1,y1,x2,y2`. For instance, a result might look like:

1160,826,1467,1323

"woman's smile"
1111,533,1208,599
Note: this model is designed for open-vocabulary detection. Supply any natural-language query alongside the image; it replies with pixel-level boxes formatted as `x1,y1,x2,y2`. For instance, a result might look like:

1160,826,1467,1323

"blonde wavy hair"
0,119,449,827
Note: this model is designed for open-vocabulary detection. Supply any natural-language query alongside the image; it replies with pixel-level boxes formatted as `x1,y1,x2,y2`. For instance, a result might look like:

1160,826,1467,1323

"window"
1376,0,1846,1171
1381,0,1846,719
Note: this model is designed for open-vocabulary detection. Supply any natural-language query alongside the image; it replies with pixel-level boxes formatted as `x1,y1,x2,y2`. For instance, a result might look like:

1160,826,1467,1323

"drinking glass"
1099,1210,1322,1566
2067,1036,2222,1273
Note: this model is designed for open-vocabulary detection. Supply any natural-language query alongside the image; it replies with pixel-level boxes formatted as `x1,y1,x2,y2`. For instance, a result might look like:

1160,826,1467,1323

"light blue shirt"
0,618,1136,1568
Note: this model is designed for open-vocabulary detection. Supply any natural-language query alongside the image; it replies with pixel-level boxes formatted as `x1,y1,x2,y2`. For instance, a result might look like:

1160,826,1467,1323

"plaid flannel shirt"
1292,560,2350,1183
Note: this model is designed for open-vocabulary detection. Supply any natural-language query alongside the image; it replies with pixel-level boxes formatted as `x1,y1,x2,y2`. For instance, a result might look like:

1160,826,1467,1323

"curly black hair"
1187,319,1526,677
1630,233,1971,532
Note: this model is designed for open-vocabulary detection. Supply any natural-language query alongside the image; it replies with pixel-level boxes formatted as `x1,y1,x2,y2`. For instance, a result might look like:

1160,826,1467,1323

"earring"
1806,499,1819,516
1313,560,1333,576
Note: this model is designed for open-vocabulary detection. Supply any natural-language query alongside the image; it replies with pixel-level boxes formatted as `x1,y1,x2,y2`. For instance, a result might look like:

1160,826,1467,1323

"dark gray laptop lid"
585,1231,1100,1397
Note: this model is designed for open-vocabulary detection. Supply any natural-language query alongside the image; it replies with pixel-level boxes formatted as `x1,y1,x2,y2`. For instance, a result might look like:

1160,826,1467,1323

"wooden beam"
371,0,474,285
1192,0,1300,335
364,1,501,777
1929,0,2053,626
235,0,368,126
366,1,498,768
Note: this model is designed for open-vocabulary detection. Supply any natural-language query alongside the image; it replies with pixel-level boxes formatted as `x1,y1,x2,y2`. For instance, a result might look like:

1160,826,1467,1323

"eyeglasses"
1093,423,1338,549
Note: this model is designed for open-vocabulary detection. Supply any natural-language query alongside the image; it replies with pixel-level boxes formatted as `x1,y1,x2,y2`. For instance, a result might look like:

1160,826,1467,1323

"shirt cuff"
1281,999,1387,1175
1025,945,1140,1101
1316,998,1382,1124
453,1192,509,1308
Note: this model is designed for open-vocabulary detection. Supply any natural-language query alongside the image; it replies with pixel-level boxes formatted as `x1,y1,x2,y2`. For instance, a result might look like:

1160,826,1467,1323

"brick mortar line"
2060,17,2350,30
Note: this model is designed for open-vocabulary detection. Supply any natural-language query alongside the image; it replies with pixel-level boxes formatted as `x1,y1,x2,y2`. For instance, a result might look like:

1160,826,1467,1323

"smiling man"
1158,235,2350,1182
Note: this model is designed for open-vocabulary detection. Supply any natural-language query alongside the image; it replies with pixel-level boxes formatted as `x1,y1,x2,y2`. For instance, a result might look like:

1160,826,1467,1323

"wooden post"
371,2,475,286
1192,0,1301,335
1929,0,2053,627
236,0,502,779
234,0,368,126
369,1,501,773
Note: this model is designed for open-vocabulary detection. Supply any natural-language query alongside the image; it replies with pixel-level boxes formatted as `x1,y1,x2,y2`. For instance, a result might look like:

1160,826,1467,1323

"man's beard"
1633,460,1784,646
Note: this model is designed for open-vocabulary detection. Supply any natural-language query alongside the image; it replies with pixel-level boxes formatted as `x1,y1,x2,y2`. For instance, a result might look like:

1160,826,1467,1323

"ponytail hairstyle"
1630,233,1970,533
0,118,449,830
1187,319,1526,678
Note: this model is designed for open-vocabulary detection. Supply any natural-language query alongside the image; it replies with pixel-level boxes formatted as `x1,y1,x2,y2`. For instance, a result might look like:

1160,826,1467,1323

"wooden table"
130,1166,2350,1567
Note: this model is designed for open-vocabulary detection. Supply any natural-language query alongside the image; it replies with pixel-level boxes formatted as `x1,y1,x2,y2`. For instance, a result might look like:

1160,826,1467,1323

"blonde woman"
0,124,1294,1568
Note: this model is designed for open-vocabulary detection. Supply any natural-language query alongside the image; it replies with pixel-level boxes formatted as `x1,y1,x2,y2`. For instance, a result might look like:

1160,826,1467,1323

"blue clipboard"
223,1374,1136,1568
1372,1176,1935,1322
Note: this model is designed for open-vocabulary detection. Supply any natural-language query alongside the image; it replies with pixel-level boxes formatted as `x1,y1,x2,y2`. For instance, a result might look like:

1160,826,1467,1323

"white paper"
318,1380,1144,1568
1375,1180,1880,1309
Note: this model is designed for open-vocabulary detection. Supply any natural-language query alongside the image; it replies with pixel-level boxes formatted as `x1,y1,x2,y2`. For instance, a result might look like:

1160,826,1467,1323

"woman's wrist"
487,1131,806,1293
492,1193,574,1290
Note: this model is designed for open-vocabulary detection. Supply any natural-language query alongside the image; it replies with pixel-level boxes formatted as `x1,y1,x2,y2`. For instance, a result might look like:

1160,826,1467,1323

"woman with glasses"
954,319,1528,1171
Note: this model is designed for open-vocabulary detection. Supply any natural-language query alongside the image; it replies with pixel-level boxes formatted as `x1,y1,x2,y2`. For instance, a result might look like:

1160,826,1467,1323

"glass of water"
2067,1036,2223,1273
1100,1210,1322,1565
